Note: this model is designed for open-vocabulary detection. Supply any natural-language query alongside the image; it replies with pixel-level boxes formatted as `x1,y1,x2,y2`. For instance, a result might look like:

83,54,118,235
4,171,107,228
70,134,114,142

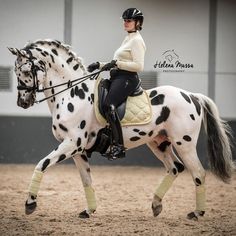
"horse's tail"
196,94,235,183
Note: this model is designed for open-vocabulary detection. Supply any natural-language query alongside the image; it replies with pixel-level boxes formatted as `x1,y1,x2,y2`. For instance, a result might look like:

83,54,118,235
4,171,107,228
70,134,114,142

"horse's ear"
19,50,28,57
8,47,29,58
8,47,19,56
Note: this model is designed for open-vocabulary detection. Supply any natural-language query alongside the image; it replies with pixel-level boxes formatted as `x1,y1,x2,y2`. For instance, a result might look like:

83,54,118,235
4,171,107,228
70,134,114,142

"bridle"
17,52,40,93
16,51,102,104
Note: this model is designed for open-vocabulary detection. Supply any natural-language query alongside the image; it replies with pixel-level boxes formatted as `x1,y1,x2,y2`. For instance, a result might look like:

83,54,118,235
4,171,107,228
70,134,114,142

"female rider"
87,8,146,159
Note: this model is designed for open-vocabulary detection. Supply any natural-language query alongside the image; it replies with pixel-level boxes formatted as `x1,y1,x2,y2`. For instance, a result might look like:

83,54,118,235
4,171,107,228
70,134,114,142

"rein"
35,71,101,104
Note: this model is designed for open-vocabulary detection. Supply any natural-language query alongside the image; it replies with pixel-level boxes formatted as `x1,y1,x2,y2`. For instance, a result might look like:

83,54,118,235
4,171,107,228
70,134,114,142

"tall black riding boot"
105,105,125,159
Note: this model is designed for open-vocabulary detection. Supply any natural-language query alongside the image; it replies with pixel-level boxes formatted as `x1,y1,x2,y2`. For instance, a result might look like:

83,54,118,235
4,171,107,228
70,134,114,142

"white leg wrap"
84,186,97,212
28,170,43,197
196,185,205,211
155,174,176,199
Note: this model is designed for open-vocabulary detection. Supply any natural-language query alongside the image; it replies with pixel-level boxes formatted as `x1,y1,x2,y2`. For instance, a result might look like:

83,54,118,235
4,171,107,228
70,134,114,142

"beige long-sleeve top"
113,31,146,72
114,31,146,72
100,31,146,73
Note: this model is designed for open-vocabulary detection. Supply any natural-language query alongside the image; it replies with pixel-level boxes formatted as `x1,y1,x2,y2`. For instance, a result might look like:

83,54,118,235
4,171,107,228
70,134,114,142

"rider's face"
123,19,136,32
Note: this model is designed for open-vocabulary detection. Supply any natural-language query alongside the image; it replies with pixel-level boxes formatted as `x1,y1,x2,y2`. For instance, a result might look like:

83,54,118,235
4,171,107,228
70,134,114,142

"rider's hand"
87,62,100,72
102,60,117,71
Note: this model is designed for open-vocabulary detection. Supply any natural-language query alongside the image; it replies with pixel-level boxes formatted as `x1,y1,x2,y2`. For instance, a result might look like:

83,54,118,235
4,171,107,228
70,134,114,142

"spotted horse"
8,39,235,220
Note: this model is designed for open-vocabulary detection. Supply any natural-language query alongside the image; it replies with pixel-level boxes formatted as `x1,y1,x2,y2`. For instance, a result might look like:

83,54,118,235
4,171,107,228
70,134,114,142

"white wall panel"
0,0,64,116
0,0,235,118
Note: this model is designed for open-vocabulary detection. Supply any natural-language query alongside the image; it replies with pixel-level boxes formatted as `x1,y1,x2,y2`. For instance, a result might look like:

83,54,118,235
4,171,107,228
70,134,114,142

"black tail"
197,94,235,183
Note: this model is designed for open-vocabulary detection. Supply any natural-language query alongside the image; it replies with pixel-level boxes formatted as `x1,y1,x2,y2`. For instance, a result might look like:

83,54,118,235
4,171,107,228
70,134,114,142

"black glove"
87,62,100,72
102,60,117,71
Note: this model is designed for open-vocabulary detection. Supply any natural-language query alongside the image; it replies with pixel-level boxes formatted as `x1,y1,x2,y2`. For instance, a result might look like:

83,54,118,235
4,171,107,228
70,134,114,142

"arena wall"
0,116,235,166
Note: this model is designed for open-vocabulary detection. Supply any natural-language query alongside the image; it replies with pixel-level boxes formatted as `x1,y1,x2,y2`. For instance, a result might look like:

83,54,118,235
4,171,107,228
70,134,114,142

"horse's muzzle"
17,94,35,109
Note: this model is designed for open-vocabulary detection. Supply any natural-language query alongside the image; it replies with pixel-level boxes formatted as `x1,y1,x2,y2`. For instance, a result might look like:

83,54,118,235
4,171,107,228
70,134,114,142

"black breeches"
103,76,139,113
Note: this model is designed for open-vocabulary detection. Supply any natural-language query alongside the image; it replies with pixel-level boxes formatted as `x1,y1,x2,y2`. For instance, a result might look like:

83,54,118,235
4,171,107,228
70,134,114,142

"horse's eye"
24,71,30,76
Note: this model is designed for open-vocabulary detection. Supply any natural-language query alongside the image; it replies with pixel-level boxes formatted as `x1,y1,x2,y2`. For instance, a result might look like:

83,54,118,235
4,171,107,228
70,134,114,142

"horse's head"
8,47,47,109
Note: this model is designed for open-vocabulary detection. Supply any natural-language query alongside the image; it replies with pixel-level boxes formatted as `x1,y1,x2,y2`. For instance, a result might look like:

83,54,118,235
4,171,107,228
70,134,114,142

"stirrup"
102,144,126,160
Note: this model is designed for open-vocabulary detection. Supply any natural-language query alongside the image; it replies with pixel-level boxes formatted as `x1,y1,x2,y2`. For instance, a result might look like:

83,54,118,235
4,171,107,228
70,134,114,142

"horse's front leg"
25,138,75,215
73,153,97,218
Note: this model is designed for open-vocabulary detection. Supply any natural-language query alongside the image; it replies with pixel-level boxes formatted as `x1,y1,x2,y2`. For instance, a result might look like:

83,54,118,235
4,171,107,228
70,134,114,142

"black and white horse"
8,39,235,220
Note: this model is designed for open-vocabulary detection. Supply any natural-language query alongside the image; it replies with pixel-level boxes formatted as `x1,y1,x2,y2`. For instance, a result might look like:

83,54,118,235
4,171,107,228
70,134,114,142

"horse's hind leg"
73,153,97,218
174,144,206,220
147,140,185,217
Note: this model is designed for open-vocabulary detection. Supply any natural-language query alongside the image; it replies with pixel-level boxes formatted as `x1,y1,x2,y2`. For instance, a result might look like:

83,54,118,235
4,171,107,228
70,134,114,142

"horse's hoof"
187,211,205,221
25,201,37,215
79,210,90,219
152,203,163,217
187,212,198,221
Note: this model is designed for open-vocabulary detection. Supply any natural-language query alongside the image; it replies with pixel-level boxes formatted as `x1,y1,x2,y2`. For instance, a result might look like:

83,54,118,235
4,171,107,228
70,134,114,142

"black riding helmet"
122,8,144,30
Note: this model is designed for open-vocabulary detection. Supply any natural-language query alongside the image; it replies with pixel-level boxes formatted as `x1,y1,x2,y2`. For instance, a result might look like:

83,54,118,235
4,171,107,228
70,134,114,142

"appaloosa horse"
8,39,235,220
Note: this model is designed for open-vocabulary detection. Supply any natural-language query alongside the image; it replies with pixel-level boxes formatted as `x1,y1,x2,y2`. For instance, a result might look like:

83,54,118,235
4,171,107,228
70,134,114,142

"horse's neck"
44,65,95,115
28,43,90,113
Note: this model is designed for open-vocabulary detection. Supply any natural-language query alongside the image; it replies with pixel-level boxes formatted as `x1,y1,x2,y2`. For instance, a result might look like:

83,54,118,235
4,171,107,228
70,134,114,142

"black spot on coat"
139,131,146,136
70,88,74,98
57,154,66,163
80,120,86,129
183,135,192,142
50,54,55,63
41,52,47,57
75,87,85,99
90,94,94,103
71,150,77,156
151,94,165,106
190,114,195,120
42,159,50,171
82,83,89,92
149,90,157,98
172,168,177,175
77,137,81,147
190,94,201,116
174,161,185,173
195,178,202,186
81,154,88,162
156,106,170,125
66,57,73,64
130,136,140,141
67,103,74,112
73,64,79,70
59,123,68,132
51,49,58,56
158,141,171,152
180,91,191,103
148,131,153,137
